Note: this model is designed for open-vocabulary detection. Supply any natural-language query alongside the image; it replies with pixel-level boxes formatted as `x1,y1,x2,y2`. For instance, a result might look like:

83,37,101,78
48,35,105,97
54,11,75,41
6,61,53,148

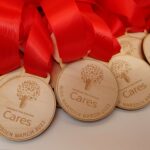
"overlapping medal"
0,69,56,141
0,32,150,142
0,0,150,143
109,55,150,110
118,32,146,59
50,32,150,121
55,59,118,121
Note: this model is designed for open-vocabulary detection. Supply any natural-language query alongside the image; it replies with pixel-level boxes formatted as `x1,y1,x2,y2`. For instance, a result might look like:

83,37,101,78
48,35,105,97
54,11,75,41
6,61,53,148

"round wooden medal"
127,32,146,39
0,69,23,137
0,68,23,83
0,75,56,141
118,32,146,59
109,55,150,110
143,34,150,64
55,59,118,121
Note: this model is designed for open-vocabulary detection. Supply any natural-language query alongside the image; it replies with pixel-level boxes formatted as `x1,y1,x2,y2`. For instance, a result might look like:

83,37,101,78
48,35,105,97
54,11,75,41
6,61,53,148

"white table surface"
0,105,150,150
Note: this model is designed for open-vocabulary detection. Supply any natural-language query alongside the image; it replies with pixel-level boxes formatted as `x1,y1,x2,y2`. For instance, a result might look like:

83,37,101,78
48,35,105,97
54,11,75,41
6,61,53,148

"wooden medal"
143,34,150,64
0,68,50,85
109,55,150,110
55,59,118,121
0,74,56,141
127,32,146,39
0,68,23,83
118,32,146,59
0,69,23,137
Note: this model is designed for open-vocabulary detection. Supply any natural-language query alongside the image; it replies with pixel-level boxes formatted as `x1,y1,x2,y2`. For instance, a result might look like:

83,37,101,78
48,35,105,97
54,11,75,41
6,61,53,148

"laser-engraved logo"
17,80,40,108
81,64,103,90
110,60,131,83
120,40,134,55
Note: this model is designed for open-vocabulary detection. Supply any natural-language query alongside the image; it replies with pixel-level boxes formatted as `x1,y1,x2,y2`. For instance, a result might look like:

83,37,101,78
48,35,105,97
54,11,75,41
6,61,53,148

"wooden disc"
0,75,56,141
0,69,23,137
0,68,23,83
85,57,108,66
0,68,50,85
109,55,150,110
127,32,146,39
55,59,118,121
118,32,146,59
143,34,150,64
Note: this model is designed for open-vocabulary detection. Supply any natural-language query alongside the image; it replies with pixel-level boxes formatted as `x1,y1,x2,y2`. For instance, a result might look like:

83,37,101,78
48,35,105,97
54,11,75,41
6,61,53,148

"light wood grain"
55,59,118,121
0,75,56,141
143,34,150,64
118,32,146,59
109,55,150,110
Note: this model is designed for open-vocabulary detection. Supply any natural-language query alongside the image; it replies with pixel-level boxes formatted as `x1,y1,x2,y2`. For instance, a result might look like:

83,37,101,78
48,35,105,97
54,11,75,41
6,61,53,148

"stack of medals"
51,31,150,121
0,69,56,141
0,0,150,142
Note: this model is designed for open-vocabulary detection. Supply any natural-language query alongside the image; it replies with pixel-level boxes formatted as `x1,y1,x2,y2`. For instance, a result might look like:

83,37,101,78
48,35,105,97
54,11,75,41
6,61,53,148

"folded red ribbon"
76,0,120,61
95,2,125,37
96,0,148,33
41,0,120,62
22,4,53,77
135,0,150,31
0,1,23,75
0,0,149,78
0,0,53,77
41,0,95,63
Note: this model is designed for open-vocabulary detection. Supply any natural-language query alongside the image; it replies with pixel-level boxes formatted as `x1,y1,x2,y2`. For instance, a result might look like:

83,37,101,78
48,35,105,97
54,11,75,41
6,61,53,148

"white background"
0,105,150,150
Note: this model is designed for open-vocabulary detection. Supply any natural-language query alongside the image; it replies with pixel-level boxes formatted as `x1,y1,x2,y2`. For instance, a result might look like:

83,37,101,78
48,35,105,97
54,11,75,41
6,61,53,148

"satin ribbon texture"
0,0,149,77
95,0,150,33
76,0,120,61
0,0,53,77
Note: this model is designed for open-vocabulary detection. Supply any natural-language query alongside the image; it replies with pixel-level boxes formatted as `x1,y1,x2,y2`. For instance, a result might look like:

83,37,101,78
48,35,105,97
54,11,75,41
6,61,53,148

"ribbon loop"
97,0,146,31
77,0,120,61
23,6,53,77
1,0,149,76
0,1,53,77
41,0,95,63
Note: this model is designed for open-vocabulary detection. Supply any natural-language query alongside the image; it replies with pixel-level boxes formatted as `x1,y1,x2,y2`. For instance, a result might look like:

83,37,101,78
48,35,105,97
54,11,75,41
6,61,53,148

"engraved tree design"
81,64,103,90
110,60,131,83
120,40,134,55
17,80,40,108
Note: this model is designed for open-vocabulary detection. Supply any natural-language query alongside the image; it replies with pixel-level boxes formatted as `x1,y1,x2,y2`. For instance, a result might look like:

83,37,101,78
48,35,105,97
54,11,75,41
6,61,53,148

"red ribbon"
22,5,53,77
41,0,95,63
0,1,22,75
0,0,149,77
135,0,150,31
96,0,149,33
0,0,53,77
95,3,125,37
41,0,120,62
76,0,120,61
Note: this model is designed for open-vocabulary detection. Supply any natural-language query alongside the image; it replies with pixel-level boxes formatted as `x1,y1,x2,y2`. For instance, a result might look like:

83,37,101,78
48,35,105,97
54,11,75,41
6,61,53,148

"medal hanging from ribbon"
41,0,119,121
0,0,56,141
100,0,150,110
